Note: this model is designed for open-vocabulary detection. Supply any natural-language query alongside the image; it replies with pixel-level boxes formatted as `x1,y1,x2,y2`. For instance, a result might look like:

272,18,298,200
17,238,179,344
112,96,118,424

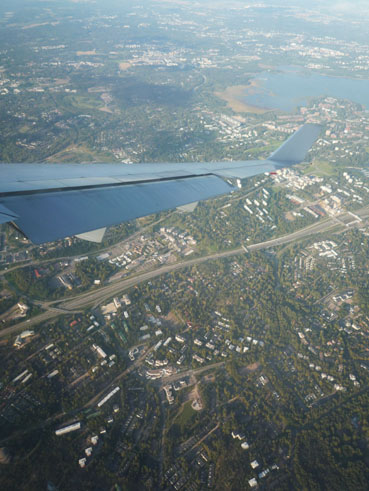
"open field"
119,62,131,70
304,159,338,177
46,144,115,163
76,50,96,56
176,401,196,430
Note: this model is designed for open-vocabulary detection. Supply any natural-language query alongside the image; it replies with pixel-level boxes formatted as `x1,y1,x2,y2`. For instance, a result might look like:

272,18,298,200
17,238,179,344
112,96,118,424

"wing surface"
0,203,18,225
0,123,321,244
1,175,233,244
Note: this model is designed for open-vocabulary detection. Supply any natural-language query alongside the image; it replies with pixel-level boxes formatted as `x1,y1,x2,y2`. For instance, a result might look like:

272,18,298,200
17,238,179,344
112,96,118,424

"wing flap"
0,203,18,225
2,175,233,244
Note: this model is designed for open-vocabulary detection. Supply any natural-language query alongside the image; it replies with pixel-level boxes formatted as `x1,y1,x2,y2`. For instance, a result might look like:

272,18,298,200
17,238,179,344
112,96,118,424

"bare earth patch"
188,384,203,411
77,50,96,56
46,144,107,163
88,86,107,93
22,22,49,30
285,211,295,221
54,78,70,85
99,107,113,113
239,362,261,375
119,62,131,70
164,311,185,327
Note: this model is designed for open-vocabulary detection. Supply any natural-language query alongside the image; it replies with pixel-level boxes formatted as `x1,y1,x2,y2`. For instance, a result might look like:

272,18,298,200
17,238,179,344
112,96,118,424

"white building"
55,422,81,436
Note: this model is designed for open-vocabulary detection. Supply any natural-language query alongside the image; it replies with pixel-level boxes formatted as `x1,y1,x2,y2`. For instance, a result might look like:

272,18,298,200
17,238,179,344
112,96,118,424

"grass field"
47,144,115,163
303,159,338,177
176,401,196,430
57,93,106,115
246,139,282,157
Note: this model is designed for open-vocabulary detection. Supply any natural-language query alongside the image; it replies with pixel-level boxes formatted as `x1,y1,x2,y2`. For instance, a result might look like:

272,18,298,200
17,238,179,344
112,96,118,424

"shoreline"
216,65,369,115
215,81,270,114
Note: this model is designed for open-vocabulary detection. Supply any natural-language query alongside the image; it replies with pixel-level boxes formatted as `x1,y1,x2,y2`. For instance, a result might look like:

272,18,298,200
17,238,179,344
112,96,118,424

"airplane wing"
0,123,321,244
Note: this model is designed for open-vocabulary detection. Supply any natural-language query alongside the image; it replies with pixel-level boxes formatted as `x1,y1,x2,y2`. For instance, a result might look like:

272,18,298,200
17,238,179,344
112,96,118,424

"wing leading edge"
0,123,321,244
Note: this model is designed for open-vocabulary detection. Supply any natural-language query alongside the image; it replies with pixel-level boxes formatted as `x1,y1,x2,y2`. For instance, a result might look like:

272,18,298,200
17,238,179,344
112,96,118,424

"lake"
243,66,369,111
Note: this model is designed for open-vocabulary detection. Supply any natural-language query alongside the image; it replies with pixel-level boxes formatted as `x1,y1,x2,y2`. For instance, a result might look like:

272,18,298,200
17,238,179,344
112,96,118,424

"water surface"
244,66,369,111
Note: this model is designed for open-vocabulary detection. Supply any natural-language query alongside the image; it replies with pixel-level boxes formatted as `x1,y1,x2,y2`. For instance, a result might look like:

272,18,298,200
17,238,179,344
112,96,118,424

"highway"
2,204,368,339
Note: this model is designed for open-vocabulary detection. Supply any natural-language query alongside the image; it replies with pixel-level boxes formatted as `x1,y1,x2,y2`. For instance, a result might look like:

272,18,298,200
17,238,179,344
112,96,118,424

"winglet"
268,123,322,165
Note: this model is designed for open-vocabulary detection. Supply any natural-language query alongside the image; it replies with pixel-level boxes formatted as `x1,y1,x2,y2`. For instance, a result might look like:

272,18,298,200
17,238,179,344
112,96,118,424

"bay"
243,66,369,111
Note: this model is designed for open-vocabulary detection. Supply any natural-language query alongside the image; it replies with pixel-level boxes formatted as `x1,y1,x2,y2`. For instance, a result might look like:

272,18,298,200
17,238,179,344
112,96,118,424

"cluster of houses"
230,429,280,489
